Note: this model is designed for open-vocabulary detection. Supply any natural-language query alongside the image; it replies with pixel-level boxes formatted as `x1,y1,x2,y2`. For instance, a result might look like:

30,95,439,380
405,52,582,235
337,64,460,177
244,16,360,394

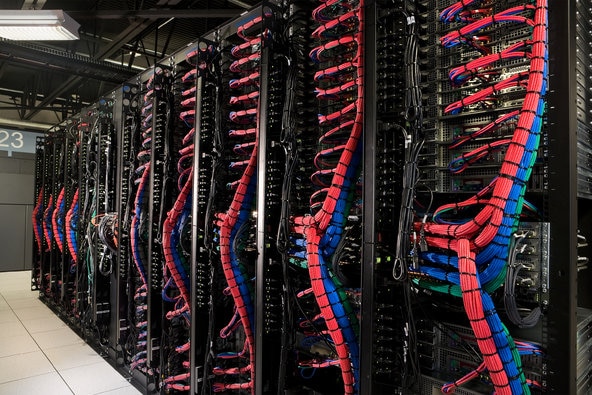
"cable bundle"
52,187,66,254
503,231,542,328
65,189,79,274
289,1,365,393
440,338,544,393
129,68,172,375
32,187,44,254
212,14,271,394
43,194,54,251
410,1,548,393
161,46,214,392
94,213,118,254
76,119,97,316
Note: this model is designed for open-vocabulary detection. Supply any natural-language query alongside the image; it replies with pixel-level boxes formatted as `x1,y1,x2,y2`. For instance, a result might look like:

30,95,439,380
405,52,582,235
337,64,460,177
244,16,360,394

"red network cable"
304,226,356,394
312,0,354,23
43,194,54,249
216,142,257,394
420,0,547,249
32,187,44,252
448,40,532,85
213,15,269,394
289,1,365,393
52,187,65,253
162,167,192,309
130,161,150,285
231,37,262,58
448,138,511,174
449,110,519,149
65,189,79,262
415,1,549,392
457,238,510,394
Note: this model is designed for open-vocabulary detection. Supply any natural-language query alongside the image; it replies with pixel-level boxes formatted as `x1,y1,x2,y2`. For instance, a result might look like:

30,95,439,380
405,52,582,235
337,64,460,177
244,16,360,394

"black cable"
503,233,542,328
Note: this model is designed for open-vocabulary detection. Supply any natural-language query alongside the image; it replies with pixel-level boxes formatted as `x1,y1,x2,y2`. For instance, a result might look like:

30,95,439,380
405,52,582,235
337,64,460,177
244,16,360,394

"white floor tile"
13,305,57,321
0,299,11,311
93,385,142,395
0,333,39,358
31,326,84,350
1,289,40,301
0,272,142,395
21,315,68,333
0,350,54,383
0,273,32,280
0,282,34,293
0,272,33,287
0,321,28,338
0,309,19,324
60,361,131,395
0,371,74,395
44,342,103,371
5,297,44,309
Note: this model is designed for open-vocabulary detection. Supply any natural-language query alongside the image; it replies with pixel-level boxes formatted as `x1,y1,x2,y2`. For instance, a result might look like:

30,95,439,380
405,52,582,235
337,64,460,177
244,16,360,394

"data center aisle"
0,270,140,395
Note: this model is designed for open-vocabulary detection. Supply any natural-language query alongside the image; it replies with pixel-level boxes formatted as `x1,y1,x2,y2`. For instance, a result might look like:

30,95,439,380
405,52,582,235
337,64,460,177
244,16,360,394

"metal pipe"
0,116,52,131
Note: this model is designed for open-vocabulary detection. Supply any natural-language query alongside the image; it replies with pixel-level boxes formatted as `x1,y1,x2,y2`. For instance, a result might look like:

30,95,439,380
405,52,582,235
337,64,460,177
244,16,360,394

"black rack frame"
30,1,592,394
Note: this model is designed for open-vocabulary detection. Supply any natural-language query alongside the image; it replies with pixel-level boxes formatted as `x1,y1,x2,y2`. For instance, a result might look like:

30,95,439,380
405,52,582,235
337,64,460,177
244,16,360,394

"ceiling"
0,0,259,130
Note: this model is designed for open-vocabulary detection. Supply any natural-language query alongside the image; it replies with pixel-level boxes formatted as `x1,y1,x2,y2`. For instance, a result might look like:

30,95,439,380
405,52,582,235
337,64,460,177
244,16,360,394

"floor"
0,270,141,395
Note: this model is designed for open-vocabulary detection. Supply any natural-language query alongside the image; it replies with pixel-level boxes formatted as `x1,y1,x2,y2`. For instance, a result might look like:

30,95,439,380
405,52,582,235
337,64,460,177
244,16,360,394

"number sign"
0,129,43,157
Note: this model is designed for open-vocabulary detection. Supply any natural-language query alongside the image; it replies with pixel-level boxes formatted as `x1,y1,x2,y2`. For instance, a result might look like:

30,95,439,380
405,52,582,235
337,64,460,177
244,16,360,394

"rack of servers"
30,1,592,394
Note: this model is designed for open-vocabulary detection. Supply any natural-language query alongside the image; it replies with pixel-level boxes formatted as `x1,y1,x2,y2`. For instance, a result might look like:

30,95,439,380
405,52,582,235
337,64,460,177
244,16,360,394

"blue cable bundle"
131,171,149,283
69,200,78,255
44,197,54,244
170,196,192,292
228,175,258,334
56,193,66,248
316,142,363,392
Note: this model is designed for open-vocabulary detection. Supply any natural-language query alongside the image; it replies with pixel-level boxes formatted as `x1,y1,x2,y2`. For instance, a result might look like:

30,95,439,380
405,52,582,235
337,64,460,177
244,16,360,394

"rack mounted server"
31,1,592,394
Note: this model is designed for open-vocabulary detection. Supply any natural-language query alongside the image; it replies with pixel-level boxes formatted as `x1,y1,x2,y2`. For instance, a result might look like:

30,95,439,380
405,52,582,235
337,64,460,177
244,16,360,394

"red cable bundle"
217,144,258,393
52,187,65,253
213,15,270,393
43,194,54,250
162,167,193,308
32,187,44,252
417,0,549,392
65,189,79,262
130,162,150,285
290,1,365,392
457,238,511,394
305,225,356,394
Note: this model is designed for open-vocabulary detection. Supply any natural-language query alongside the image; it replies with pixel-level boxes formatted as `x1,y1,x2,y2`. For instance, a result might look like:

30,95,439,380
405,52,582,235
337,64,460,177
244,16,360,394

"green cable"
503,322,531,395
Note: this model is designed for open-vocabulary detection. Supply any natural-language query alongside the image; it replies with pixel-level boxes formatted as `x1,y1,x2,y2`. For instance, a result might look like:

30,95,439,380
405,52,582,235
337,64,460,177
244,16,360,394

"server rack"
547,1,590,393
61,124,78,319
189,39,218,394
32,135,46,291
29,1,592,394
110,83,139,366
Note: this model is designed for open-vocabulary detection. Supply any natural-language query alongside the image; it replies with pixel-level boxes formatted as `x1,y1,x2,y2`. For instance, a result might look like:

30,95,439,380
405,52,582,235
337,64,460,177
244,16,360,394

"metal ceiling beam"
0,39,137,83
157,0,182,5
22,0,237,121
228,0,252,9
0,87,76,103
21,0,46,10
0,116,53,131
23,18,155,120
95,19,157,60
69,9,242,19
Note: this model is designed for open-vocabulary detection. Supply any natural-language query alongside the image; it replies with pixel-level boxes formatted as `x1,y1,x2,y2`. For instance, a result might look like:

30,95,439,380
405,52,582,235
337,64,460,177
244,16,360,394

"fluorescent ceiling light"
0,10,80,40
